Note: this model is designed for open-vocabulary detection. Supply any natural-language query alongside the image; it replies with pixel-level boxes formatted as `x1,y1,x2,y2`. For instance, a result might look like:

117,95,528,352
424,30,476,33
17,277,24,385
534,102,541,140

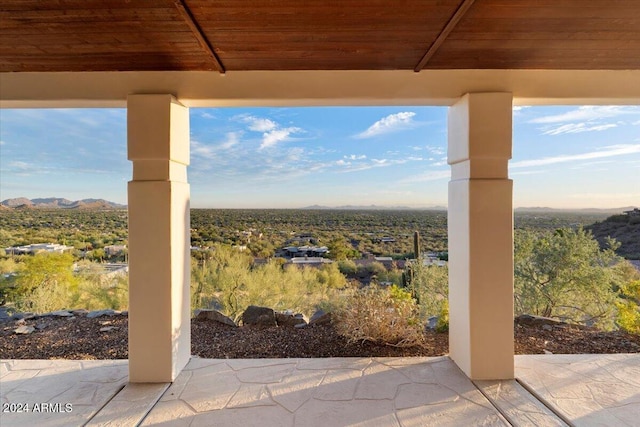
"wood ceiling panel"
0,0,170,10
0,1,215,72
1,53,215,72
1,0,639,72
425,0,640,70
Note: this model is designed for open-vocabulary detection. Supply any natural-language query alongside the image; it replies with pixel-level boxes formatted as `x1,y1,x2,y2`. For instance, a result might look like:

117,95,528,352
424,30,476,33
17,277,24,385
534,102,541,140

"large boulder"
87,309,116,319
275,311,308,328
14,325,35,334
242,305,276,327
309,309,332,326
194,309,237,327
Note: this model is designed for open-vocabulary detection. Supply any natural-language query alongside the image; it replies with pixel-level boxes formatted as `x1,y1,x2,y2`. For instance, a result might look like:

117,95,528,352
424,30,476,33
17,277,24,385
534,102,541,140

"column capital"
448,92,513,167
127,94,190,166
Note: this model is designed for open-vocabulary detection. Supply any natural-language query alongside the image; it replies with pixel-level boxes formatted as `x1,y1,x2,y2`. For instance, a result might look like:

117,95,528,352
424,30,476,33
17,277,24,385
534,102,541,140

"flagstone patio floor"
1,354,638,426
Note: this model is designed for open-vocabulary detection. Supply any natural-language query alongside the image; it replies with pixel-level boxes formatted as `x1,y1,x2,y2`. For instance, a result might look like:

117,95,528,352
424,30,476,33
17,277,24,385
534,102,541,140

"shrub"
191,244,347,320
333,285,425,348
435,300,449,333
616,280,640,334
337,259,357,275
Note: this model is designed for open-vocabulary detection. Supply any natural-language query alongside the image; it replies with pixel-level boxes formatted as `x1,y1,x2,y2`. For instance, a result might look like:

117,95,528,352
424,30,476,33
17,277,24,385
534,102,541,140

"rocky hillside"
587,209,640,259
0,197,125,210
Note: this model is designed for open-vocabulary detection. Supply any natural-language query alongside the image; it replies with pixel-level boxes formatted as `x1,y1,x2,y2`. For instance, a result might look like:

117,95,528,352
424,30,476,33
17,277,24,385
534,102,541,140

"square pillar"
447,93,514,380
127,94,191,382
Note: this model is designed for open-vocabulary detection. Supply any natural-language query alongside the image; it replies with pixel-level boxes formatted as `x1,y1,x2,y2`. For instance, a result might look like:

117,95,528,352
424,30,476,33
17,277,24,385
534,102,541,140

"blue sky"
0,105,638,209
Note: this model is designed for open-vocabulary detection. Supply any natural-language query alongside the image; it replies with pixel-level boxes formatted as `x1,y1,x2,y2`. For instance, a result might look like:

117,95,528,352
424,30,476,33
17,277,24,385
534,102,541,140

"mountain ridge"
0,197,126,210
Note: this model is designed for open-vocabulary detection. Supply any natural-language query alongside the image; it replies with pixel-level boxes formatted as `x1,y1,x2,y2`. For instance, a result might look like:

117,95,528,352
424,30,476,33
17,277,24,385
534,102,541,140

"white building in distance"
5,243,74,255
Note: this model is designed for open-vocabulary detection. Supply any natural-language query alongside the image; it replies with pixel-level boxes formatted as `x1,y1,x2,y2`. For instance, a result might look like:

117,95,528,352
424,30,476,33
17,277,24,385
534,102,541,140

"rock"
87,309,116,319
14,325,35,334
515,314,590,330
241,305,276,327
426,316,438,330
43,310,73,317
294,323,308,329
99,326,117,332
35,323,48,330
543,349,553,355
542,324,553,331
275,312,308,328
11,312,35,321
72,309,89,316
309,309,332,326
15,318,26,325
194,309,237,327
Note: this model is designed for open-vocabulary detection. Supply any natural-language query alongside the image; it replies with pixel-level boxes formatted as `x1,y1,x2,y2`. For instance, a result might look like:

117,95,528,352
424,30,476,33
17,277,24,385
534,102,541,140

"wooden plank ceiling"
1,0,639,73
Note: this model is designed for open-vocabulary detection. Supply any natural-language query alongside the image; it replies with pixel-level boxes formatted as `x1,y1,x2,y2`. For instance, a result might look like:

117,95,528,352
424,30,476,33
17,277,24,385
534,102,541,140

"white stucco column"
127,94,191,383
447,92,514,380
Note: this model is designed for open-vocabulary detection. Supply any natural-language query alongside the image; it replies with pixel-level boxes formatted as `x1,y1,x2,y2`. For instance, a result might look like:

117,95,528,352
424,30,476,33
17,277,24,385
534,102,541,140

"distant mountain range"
0,197,126,210
301,205,636,213
515,206,637,215
300,204,447,211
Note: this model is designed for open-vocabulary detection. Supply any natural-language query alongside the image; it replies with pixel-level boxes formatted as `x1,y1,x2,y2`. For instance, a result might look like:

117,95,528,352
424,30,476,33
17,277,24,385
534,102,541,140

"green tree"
411,263,448,319
13,252,79,312
514,227,620,329
327,237,349,261
616,280,640,334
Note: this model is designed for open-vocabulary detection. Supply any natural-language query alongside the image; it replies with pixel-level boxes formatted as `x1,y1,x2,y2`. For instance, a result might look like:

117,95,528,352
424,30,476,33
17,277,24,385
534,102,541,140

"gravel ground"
0,313,638,360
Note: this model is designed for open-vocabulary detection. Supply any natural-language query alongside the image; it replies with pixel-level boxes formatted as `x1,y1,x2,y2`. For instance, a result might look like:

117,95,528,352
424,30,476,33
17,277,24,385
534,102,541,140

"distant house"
104,245,126,256
5,243,73,255
285,257,333,269
279,245,329,258
624,208,640,217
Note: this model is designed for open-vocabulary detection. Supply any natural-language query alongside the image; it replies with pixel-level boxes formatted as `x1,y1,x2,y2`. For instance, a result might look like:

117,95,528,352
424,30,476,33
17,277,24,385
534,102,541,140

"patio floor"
1,354,638,426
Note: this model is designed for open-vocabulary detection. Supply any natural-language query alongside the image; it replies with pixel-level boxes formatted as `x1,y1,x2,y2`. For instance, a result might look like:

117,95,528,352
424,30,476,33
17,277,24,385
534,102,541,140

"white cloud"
260,127,302,150
336,159,351,166
425,145,446,156
200,112,215,119
0,140,5,145
569,192,640,200
355,112,416,139
511,144,640,169
510,170,546,176
236,114,303,149
8,161,31,170
219,132,240,150
529,106,640,124
344,154,367,160
542,123,617,136
191,133,241,159
399,170,451,184
249,118,278,132
236,114,278,132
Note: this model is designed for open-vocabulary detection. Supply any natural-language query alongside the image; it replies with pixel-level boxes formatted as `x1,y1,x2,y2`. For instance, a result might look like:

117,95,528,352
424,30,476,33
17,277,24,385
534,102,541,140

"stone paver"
0,360,127,427
3,355,638,426
475,380,568,427
141,357,507,426
86,382,169,427
516,354,640,427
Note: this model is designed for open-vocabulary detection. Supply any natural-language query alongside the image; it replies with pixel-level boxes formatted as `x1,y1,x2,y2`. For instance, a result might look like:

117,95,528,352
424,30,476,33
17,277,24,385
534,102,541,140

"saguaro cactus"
413,231,421,260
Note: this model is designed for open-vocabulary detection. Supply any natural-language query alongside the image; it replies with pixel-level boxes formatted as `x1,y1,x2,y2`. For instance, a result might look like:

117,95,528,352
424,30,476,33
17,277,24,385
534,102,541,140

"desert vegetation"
1,208,639,346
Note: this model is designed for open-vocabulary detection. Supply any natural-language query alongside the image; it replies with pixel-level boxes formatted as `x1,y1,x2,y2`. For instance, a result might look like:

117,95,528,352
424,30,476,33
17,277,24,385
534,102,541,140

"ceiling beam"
414,0,476,72
173,0,226,74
